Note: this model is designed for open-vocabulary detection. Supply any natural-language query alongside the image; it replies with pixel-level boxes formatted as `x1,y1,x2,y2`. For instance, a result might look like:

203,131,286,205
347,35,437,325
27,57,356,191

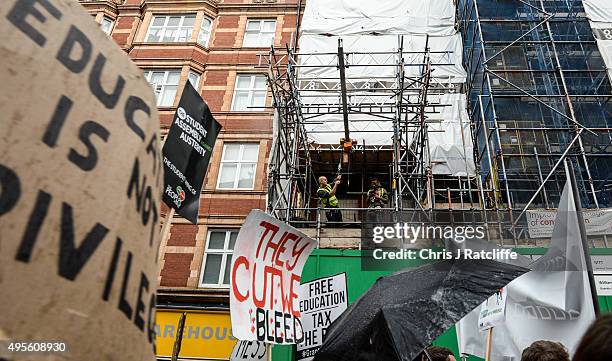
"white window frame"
198,229,238,288
145,14,196,43
231,74,267,111
144,69,181,107
216,143,259,190
197,16,213,47
243,19,276,47
100,16,114,36
188,71,201,89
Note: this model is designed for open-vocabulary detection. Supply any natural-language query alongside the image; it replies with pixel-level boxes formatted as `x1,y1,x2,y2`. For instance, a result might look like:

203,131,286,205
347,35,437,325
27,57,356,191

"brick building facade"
80,0,300,355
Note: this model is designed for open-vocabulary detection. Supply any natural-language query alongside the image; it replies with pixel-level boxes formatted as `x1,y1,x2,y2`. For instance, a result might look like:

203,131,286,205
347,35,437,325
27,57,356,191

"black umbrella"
313,259,528,361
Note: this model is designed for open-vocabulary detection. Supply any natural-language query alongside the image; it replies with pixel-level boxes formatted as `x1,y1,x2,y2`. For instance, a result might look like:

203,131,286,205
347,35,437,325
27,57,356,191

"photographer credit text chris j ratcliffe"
370,223,519,261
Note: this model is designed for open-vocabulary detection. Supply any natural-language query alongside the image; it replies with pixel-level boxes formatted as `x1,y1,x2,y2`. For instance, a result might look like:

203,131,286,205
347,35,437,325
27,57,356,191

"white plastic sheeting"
403,93,475,177
297,0,473,175
583,0,612,23
301,91,394,145
584,0,612,79
403,34,467,83
597,40,612,79
301,92,475,176
298,34,399,82
298,34,466,84
300,0,456,36
425,94,475,177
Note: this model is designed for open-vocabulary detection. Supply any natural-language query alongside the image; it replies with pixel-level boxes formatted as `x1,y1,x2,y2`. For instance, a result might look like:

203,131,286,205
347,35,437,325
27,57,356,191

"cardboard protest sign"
0,0,161,360
230,340,267,361
162,81,221,224
296,273,348,361
230,210,317,344
478,288,507,331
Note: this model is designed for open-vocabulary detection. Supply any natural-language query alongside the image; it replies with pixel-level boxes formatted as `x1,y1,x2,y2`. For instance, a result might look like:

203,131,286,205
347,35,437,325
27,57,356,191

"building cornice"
157,287,230,307
217,2,304,11
79,0,122,7
141,0,219,13
79,0,121,15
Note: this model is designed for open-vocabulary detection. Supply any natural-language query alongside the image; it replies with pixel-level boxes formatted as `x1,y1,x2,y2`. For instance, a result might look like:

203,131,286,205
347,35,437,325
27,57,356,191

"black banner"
162,81,221,223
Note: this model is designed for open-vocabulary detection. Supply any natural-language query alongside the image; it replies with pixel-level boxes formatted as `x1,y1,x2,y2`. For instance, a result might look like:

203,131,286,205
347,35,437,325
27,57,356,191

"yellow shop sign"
156,309,237,359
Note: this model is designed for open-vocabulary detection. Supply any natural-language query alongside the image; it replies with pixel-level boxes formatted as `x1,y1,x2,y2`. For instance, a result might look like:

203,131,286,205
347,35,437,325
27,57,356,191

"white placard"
230,340,267,361
478,288,507,331
296,273,348,361
595,275,612,296
526,209,612,238
230,210,317,344
591,255,612,274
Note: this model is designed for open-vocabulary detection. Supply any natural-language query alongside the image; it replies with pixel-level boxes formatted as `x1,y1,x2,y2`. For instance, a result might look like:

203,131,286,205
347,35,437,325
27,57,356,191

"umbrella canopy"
314,259,528,361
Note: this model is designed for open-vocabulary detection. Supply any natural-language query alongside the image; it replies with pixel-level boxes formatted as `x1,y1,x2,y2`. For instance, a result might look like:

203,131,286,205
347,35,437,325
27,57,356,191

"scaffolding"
261,0,612,247
459,0,612,211
263,41,467,199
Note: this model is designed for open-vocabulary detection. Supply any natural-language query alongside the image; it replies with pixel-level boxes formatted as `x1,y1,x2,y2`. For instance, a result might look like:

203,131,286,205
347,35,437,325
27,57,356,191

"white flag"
457,177,597,360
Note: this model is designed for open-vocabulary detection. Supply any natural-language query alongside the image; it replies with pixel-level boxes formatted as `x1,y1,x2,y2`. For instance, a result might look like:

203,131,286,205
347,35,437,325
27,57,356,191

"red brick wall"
86,0,301,290
129,47,202,60
205,71,230,86
116,16,135,29
200,89,225,112
220,117,272,132
112,32,129,46
200,198,266,215
167,224,198,247
217,15,240,29
160,253,194,287
159,113,174,129
112,15,139,48
213,32,236,47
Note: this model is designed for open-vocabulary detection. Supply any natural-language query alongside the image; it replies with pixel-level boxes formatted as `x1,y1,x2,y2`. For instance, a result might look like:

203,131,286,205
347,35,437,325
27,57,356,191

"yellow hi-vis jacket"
317,184,338,207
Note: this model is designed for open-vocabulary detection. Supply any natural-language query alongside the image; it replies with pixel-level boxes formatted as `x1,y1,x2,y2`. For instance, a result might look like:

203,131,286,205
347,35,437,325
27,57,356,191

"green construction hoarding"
272,248,612,361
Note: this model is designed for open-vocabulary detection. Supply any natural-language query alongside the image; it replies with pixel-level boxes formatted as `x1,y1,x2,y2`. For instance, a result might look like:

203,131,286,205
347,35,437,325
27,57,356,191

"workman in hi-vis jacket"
367,177,389,208
317,175,343,224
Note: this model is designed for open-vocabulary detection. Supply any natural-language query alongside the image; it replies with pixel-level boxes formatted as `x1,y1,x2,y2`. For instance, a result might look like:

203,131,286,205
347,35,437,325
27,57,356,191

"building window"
243,19,276,47
217,143,259,190
146,15,196,43
100,17,114,35
199,230,238,287
197,17,213,47
188,71,201,89
144,70,180,107
231,75,267,111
